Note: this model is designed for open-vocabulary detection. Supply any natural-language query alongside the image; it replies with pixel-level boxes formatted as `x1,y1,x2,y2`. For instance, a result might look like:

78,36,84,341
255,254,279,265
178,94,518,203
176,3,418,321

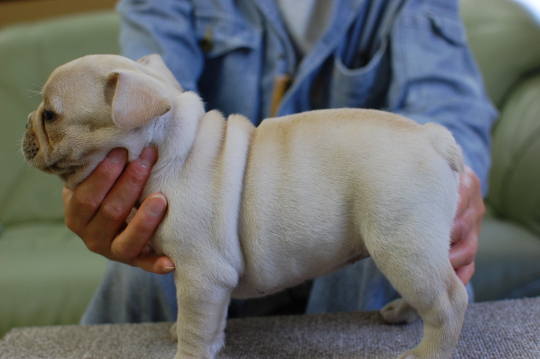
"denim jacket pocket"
194,14,260,58
389,8,473,112
329,38,390,110
194,12,262,121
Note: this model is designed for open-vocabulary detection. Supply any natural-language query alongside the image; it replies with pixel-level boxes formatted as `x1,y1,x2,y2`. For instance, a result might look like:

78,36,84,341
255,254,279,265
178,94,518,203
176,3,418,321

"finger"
85,147,158,255
451,201,485,246
115,193,174,275
131,254,176,275
455,262,475,286
455,168,473,219
449,228,478,270
110,193,167,261
451,208,479,246
451,168,484,245
64,148,127,234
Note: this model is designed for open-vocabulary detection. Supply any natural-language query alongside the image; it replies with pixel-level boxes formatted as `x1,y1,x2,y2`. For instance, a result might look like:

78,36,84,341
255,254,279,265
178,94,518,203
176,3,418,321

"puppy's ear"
136,54,183,92
106,70,171,130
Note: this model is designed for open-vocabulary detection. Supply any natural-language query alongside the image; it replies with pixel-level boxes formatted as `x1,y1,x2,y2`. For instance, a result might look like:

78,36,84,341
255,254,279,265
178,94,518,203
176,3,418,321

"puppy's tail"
424,123,465,174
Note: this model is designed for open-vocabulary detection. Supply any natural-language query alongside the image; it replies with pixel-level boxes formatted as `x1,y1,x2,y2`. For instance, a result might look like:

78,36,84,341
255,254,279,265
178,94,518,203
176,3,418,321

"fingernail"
146,194,167,217
162,259,176,273
139,147,157,168
162,266,176,273
107,148,126,164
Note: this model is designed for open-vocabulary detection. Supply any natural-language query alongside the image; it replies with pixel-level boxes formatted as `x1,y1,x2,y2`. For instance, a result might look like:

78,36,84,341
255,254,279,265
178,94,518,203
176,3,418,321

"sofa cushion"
0,222,106,337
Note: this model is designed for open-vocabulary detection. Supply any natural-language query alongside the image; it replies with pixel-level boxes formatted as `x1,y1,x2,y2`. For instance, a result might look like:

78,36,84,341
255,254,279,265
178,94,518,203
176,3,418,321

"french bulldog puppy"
23,54,468,359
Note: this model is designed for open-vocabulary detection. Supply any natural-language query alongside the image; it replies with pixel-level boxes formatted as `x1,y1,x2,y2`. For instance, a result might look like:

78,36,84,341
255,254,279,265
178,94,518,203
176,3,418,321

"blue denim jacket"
117,0,497,194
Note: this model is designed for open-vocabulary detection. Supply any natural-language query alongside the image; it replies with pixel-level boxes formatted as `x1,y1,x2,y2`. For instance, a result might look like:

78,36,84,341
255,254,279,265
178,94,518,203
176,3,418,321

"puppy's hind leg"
366,228,468,359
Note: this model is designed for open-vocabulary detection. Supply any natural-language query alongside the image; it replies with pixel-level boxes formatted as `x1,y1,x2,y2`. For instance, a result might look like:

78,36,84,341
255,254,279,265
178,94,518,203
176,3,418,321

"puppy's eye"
43,110,56,123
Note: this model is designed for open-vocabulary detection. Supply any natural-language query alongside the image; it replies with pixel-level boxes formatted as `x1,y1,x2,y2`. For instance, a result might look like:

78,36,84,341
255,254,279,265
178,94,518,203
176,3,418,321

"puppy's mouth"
43,160,82,179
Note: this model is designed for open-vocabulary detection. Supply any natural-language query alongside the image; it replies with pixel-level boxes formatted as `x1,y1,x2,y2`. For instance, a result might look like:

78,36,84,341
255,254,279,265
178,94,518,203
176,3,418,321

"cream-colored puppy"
23,54,468,359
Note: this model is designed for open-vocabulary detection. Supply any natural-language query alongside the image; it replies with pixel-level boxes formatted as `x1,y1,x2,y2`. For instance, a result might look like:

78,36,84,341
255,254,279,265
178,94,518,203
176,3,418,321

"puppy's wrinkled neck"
151,91,205,166
142,91,206,194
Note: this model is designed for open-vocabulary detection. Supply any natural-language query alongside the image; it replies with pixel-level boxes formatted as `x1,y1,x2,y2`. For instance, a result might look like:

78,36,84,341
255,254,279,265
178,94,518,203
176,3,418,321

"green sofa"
462,0,540,301
1,0,539,338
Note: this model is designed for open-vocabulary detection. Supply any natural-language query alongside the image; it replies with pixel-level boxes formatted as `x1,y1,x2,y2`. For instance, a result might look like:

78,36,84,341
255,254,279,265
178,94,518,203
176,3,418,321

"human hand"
62,147,175,274
449,165,485,285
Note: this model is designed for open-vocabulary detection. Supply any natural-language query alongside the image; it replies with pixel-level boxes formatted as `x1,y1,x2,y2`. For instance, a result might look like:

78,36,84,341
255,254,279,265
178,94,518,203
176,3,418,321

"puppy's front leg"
172,270,232,359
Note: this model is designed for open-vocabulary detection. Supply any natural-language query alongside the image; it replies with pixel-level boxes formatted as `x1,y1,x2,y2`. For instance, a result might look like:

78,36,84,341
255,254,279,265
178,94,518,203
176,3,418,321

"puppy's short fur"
23,54,468,359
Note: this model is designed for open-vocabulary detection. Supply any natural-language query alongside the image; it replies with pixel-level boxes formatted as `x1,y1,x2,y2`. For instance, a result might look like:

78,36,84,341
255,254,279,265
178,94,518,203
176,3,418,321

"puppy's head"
22,54,182,189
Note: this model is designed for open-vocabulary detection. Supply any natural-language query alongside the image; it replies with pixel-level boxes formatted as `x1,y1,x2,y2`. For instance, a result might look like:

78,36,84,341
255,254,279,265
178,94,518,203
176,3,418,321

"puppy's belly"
231,243,369,299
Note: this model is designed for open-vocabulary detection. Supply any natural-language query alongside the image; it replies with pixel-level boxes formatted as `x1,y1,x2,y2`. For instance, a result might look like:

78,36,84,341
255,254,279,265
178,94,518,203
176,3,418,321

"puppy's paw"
169,322,178,342
381,298,420,324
